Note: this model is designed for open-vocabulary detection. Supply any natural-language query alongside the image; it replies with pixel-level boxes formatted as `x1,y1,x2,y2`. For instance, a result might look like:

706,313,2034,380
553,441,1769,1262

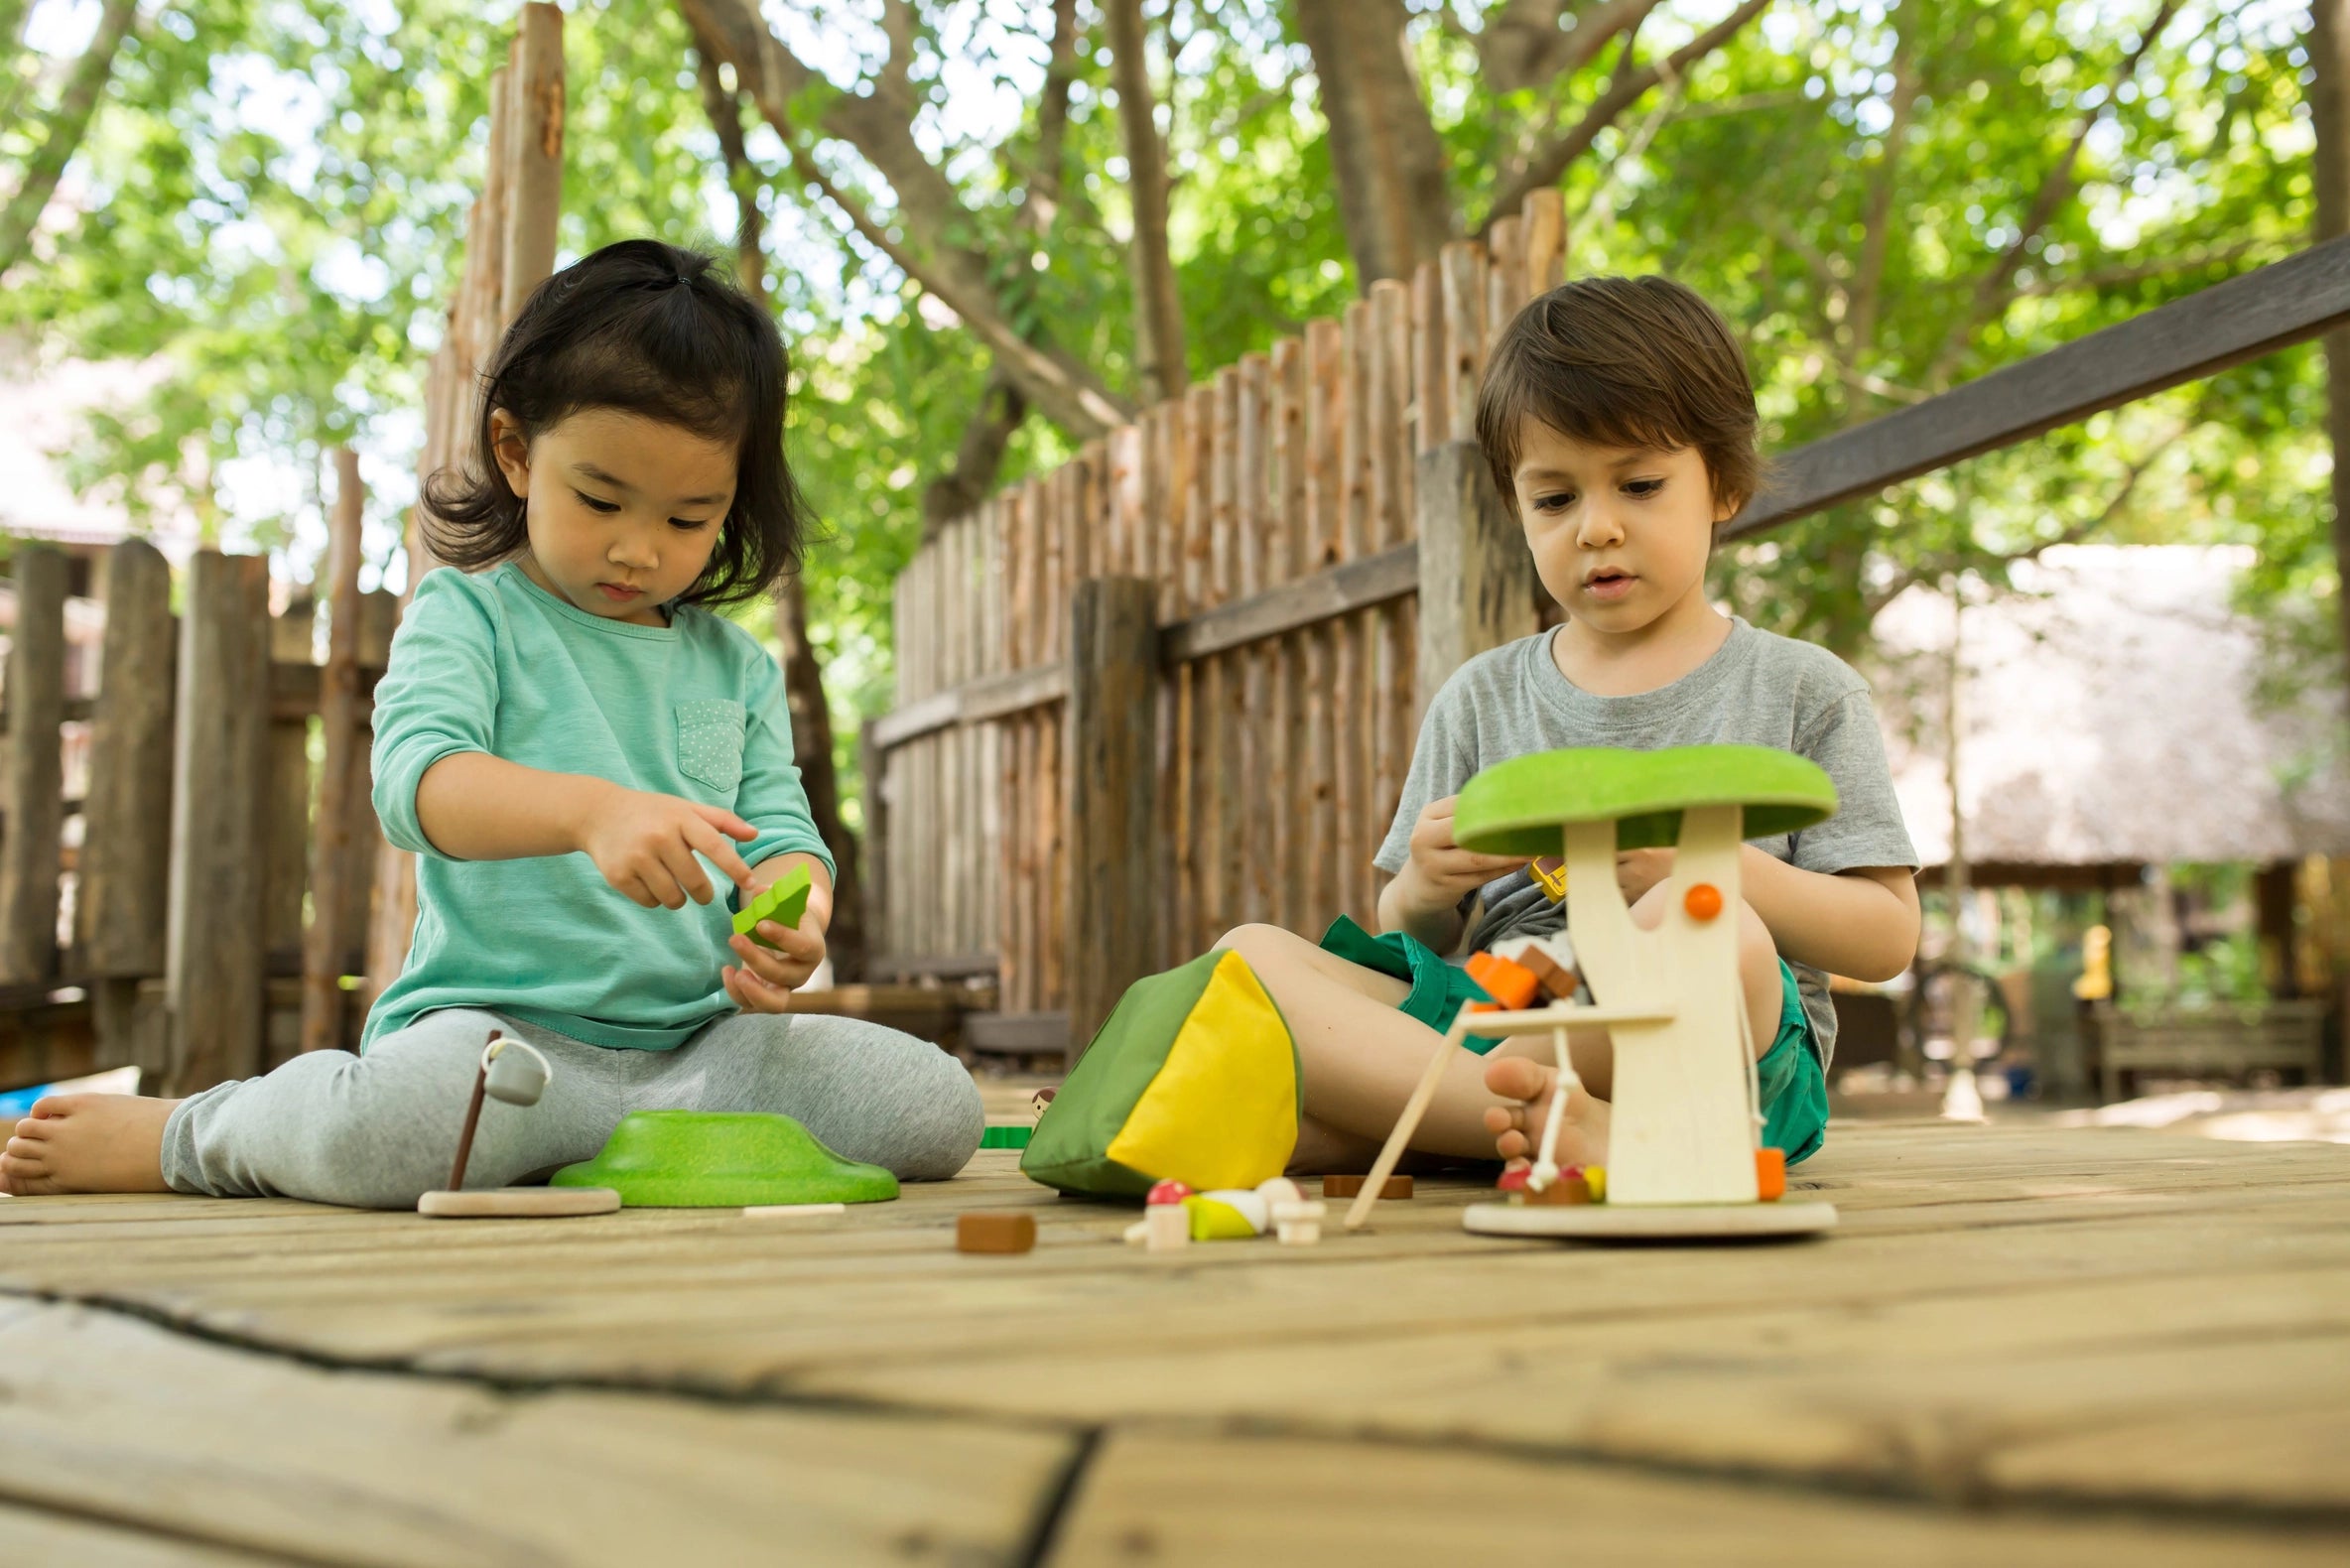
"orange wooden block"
1756,1147,1786,1202
1526,1173,1593,1207
1323,1174,1412,1201
1465,952,1539,1010
957,1211,1037,1253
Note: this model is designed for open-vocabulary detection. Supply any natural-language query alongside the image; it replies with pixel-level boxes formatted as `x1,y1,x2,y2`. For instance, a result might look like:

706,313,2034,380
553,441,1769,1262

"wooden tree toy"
1342,745,1841,1241
417,1030,619,1218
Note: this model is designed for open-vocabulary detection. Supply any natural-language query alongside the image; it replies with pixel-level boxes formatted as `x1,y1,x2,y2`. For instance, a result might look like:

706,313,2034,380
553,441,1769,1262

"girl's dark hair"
1475,275,1761,519
422,239,805,609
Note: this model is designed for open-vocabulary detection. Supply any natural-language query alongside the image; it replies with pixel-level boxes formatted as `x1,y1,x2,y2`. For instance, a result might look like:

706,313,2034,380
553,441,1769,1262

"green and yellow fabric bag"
1020,948,1300,1198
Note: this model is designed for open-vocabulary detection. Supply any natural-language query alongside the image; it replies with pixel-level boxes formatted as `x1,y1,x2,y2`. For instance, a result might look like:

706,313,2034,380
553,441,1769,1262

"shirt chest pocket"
676,700,746,795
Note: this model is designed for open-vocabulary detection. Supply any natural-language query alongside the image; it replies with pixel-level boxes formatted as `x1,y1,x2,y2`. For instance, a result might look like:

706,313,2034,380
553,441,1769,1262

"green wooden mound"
734,864,814,950
1454,744,1839,855
551,1110,899,1207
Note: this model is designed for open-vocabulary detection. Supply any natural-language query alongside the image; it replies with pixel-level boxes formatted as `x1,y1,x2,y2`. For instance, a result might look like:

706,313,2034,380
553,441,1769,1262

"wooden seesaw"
1344,744,1841,1241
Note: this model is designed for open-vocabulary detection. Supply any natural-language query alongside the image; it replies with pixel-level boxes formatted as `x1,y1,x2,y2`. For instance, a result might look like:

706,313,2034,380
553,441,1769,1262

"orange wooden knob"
1755,1147,1786,1202
1684,882,1725,921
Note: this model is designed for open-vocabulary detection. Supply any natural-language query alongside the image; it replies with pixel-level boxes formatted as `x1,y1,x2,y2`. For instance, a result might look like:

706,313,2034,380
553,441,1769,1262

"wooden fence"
0,2,564,1097
869,222,2350,1056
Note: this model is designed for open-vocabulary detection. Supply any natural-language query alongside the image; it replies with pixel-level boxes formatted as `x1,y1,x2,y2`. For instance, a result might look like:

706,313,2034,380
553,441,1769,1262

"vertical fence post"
1414,442,1538,719
859,717,889,973
0,545,67,985
263,589,317,1054
1066,576,1159,1055
165,551,271,1095
77,538,176,1068
302,450,367,1055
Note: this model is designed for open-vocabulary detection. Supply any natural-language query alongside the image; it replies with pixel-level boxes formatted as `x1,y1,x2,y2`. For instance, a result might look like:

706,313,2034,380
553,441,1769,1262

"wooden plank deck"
2,1120,2347,1564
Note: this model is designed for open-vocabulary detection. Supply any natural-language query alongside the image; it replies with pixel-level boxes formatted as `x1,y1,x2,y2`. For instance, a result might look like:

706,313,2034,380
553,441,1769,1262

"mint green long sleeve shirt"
363,562,833,1052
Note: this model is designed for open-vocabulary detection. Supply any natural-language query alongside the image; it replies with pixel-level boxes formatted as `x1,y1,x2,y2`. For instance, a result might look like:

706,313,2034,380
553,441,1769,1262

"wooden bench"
2092,999,2326,1104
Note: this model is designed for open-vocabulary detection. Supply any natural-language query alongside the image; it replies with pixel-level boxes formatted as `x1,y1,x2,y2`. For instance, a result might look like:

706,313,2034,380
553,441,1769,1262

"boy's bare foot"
0,1094,180,1196
1482,1057,1609,1169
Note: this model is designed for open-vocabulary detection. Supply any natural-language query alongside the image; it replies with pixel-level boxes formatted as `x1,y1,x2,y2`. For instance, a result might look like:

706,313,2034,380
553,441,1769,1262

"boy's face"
1509,419,1732,634
491,408,736,627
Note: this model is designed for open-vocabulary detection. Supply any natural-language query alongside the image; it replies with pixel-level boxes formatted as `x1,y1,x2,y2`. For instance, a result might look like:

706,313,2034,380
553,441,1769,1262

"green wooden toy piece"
1452,744,1838,855
979,1124,1033,1150
550,1110,899,1207
733,863,814,950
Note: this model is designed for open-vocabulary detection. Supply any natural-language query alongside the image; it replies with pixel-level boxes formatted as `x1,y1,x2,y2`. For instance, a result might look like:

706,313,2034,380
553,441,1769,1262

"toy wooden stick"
445,1031,500,1193
1342,999,1674,1231
1528,1023,1578,1189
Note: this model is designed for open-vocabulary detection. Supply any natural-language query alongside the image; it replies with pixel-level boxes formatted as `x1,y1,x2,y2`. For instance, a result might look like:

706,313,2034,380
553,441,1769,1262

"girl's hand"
574,785,757,909
1615,848,1674,904
1399,796,1524,910
722,910,827,1011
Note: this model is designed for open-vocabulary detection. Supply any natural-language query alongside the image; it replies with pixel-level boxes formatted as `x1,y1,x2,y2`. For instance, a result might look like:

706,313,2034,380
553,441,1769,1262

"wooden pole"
263,590,317,1028
164,552,271,1095
1413,442,1537,720
0,544,67,985
1066,577,1159,1055
301,450,367,1055
76,537,175,1068
500,2,565,324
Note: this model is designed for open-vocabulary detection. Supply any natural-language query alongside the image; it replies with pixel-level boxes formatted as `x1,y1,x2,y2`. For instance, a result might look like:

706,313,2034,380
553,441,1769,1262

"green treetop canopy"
1453,745,1839,855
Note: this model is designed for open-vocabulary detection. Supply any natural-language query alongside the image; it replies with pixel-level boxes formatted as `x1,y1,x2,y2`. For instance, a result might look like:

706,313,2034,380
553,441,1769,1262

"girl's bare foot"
1482,1057,1610,1170
0,1094,180,1196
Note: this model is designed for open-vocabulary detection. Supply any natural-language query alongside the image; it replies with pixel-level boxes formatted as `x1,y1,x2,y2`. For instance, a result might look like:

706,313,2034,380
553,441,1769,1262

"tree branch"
2010,239,2280,297
1920,0,2187,388
1477,0,1772,238
1845,0,1921,369
1483,0,1660,96
0,0,139,279
1108,0,1187,403
677,0,1131,439
689,30,768,311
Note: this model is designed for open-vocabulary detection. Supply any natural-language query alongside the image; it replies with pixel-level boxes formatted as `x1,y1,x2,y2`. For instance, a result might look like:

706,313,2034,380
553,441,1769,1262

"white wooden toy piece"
418,1032,622,1219
1344,752,1837,1241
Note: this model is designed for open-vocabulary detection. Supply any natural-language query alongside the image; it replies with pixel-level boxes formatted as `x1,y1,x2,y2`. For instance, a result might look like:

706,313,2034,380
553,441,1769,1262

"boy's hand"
574,785,757,909
721,881,831,1011
1615,848,1674,904
1397,796,1523,911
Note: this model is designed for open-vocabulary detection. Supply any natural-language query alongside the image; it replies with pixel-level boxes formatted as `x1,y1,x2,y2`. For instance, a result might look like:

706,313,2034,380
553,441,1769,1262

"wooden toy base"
1462,1199,1836,1241
417,1187,620,1219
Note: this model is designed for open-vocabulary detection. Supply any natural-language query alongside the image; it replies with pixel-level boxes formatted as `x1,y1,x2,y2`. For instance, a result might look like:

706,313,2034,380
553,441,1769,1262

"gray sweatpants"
161,1007,984,1208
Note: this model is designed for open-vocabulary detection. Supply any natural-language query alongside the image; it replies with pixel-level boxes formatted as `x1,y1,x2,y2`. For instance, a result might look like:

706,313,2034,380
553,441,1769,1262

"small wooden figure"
418,1031,619,1219
1345,746,1841,1241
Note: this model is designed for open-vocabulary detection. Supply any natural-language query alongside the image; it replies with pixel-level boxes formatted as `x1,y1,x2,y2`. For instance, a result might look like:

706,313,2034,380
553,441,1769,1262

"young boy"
1218,275,1920,1175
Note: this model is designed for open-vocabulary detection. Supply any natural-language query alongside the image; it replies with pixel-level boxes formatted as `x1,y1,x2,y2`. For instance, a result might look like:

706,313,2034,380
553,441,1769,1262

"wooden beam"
1728,235,2350,539
1066,578,1159,1055
1162,541,1418,663
0,547,67,985
165,552,271,1096
961,1009,1070,1058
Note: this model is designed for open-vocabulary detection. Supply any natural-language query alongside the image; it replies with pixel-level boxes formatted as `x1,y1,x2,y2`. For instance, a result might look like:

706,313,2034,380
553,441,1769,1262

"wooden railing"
868,230,2350,1053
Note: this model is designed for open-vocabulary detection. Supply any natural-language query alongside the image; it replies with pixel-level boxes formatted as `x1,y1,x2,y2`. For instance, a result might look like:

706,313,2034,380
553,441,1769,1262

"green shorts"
1319,918,1828,1165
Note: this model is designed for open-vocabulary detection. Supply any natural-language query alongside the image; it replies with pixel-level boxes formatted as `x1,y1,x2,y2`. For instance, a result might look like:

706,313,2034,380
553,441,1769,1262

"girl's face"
490,408,737,627
1509,417,1733,639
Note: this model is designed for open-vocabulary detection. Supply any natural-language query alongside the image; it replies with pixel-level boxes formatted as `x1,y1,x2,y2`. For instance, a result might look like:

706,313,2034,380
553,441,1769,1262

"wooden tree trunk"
2310,0,2350,717
0,545,67,985
76,538,176,1068
165,552,271,1095
1292,0,1456,285
773,574,866,980
1105,0,1187,403
499,2,565,323
301,450,368,1054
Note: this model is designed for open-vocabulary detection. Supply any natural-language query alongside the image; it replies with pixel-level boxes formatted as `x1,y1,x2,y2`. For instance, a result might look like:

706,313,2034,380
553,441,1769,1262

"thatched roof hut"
1867,546,2350,885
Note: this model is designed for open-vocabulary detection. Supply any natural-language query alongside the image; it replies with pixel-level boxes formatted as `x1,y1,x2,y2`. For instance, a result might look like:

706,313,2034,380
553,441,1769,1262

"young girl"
1218,275,1920,1179
1,239,982,1205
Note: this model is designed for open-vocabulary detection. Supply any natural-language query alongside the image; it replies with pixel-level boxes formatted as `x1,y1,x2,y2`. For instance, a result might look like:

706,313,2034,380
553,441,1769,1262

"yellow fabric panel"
1107,951,1298,1191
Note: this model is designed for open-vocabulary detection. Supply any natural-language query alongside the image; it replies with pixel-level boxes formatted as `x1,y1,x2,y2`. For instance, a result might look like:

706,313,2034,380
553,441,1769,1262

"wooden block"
1526,1174,1592,1207
416,1187,619,1219
1143,1203,1190,1251
957,1211,1037,1254
1322,1174,1412,1201
1756,1147,1786,1202
1491,935,1578,999
1464,952,1538,1010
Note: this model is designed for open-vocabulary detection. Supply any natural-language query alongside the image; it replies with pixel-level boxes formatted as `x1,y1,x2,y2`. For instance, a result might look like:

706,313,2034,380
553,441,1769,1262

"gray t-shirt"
1372,619,1919,1067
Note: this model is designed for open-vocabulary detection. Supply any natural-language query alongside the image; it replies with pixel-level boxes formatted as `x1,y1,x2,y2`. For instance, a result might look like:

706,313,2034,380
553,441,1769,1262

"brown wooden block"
1518,948,1579,1002
1321,1175,1412,1201
1525,1175,1592,1207
957,1212,1037,1254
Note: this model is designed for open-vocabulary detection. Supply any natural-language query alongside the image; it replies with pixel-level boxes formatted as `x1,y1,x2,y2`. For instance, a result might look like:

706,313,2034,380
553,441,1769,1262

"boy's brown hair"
1473,275,1760,519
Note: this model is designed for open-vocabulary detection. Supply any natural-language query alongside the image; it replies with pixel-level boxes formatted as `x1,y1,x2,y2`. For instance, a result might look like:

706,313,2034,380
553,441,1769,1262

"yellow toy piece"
1528,857,1569,902
1184,1189,1269,1240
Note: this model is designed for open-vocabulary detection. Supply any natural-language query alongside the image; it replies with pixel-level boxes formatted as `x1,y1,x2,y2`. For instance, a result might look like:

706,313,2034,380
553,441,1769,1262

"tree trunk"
1294,0,1456,286
0,0,138,278
1105,0,1188,404
2311,0,2350,708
